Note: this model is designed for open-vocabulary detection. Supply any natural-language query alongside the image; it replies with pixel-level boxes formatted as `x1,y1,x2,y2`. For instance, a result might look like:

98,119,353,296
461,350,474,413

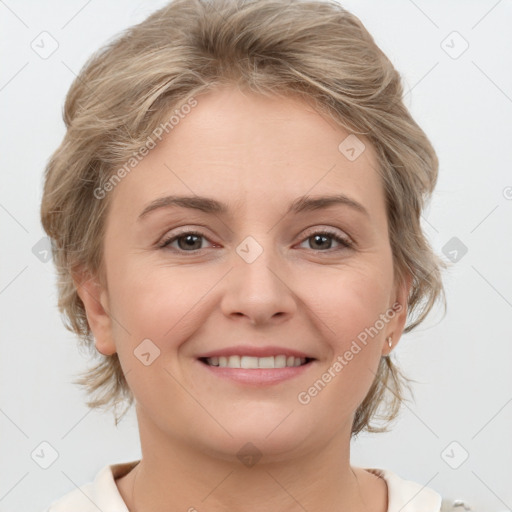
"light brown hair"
40,0,447,433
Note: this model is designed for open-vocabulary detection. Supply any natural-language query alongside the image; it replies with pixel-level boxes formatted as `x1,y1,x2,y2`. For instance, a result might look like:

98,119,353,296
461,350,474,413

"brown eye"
160,231,212,252
298,230,353,251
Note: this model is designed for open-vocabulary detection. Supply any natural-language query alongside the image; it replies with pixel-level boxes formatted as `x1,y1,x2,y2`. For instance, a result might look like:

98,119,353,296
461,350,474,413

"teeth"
227,355,240,368
205,355,308,369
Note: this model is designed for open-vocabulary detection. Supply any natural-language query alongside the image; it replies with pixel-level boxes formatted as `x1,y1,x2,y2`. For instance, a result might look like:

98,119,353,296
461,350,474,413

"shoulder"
43,460,139,512
364,467,442,512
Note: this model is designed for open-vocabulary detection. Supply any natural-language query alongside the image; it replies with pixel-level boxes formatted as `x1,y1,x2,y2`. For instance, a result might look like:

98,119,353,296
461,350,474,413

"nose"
220,240,297,326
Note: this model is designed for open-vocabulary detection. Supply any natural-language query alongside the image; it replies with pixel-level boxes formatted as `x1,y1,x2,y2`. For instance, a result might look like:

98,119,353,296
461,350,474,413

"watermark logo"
32,236,52,263
440,31,469,60
236,236,264,264
442,236,468,263
441,440,469,469
31,31,59,59
134,338,161,366
236,442,263,468
338,134,366,162
31,441,59,469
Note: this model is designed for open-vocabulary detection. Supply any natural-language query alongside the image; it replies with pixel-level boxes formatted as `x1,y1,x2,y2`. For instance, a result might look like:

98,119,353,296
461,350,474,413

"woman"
41,0,447,510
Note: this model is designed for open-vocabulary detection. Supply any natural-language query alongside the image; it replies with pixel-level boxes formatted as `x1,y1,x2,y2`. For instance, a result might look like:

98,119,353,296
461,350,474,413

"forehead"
108,86,385,222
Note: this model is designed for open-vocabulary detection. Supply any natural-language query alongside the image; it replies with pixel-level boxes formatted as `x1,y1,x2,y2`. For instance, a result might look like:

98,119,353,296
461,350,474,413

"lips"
197,352,315,386
196,345,316,376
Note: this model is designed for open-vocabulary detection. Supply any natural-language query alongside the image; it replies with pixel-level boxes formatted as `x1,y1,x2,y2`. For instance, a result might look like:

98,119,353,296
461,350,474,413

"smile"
200,355,313,369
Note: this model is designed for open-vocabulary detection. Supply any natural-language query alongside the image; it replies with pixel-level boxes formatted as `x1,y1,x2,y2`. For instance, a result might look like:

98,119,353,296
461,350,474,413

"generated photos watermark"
297,302,402,405
93,96,198,200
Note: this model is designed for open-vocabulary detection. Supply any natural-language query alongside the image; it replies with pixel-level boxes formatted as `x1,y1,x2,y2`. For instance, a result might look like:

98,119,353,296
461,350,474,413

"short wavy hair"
40,0,447,432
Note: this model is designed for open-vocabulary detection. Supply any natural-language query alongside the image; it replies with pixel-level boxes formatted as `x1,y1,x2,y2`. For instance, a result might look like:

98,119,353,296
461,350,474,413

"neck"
116,412,387,512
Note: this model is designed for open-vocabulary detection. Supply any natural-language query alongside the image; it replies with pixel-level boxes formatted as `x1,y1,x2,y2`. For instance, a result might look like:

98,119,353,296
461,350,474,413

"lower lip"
196,359,314,385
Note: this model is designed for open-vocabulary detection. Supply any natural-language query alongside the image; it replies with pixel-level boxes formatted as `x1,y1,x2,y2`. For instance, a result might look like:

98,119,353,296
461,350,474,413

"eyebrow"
137,193,370,221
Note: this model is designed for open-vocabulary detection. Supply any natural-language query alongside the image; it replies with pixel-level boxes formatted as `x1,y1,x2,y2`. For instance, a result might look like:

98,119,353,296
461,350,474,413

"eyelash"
158,228,354,254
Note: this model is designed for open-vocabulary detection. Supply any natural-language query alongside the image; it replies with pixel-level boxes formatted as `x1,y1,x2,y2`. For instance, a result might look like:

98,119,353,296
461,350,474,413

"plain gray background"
1,1,511,511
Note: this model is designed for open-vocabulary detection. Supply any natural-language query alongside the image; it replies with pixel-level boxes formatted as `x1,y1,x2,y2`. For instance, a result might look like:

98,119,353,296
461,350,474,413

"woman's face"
82,85,409,460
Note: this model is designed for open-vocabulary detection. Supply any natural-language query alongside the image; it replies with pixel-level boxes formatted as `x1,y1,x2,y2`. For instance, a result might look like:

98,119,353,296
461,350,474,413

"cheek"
312,260,394,342
302,263,393,407
105,256,223,357
103,261,209,411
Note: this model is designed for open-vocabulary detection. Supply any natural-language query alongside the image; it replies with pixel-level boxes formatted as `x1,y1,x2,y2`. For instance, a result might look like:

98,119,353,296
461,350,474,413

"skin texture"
76,85,410,512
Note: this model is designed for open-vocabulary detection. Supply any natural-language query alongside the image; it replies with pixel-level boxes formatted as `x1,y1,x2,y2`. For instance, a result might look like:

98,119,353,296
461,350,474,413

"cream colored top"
44,460,442,511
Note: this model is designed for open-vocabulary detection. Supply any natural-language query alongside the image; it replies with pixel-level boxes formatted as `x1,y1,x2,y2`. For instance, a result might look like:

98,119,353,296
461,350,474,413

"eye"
297,229,353,252
159,231,214,252
158,228,353,254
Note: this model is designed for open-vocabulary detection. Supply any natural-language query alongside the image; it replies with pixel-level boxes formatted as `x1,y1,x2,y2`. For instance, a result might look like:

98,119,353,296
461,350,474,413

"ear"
382,272,413,356
72,267,117,356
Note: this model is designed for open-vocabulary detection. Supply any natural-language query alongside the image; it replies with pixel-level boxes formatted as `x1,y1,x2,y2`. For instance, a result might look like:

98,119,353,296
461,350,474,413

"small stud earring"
387,336,393,348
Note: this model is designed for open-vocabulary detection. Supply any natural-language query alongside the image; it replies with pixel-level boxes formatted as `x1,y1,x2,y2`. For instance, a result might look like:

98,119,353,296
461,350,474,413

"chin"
192,412,318,464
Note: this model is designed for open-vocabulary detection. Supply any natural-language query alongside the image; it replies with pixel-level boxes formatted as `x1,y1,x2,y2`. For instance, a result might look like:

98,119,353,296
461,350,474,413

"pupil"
313,234,330,249
180,234,201,250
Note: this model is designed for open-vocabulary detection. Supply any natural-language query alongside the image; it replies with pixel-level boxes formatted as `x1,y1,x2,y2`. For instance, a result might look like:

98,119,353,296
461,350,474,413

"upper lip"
197,345,315,359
